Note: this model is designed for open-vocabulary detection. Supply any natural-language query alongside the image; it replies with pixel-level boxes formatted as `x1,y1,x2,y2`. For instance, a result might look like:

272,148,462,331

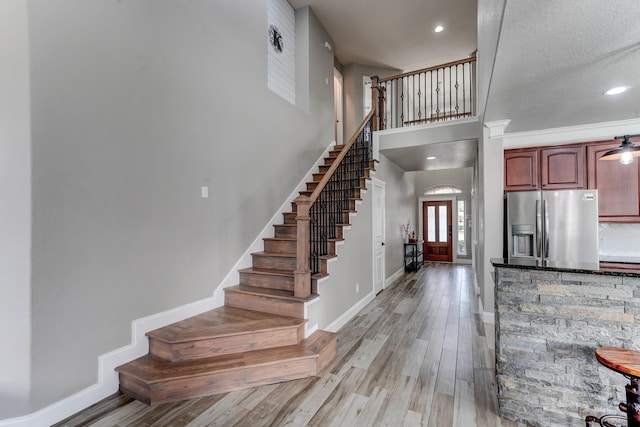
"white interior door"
334,68,343,145
373,179,386,294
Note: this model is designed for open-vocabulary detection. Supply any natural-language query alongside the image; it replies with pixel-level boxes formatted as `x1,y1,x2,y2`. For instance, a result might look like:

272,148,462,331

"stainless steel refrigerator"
505,189,599,267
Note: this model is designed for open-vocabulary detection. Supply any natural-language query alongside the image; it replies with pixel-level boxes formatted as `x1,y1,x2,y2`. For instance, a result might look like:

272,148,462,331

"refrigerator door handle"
535,200,542,257
544,199,550,258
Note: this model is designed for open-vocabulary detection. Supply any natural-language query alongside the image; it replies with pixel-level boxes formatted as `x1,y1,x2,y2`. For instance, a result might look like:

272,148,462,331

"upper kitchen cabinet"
504,145,586,192
587,141,640,222
540,146,586,190
504,149,539,191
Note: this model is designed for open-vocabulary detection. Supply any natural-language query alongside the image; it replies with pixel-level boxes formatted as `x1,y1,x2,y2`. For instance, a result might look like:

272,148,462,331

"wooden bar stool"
586,347,640,427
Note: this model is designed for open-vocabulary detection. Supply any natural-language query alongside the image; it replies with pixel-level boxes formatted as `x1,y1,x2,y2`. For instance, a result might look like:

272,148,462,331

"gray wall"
342,64,399,138
310,185,373,329
374,155,416,277
26,0,335,411
477,0,505,120
0,0,31,417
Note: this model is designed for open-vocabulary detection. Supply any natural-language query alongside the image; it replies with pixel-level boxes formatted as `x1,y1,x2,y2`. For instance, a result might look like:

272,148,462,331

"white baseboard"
0,141,341,427
324,291,375,333
477,295,495,324
0,296,218,427
385,267,405,289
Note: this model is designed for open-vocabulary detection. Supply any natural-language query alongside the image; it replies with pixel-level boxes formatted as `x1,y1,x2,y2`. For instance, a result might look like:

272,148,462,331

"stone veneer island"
491,259,640,427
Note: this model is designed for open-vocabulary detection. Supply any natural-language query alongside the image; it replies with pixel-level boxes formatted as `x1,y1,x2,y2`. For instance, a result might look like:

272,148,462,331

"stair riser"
283,212,296,224
264,239,296,253
119,357,317,405
274,225,296,238
239,271,294,291
225,291,305,318
252,255,296,270
148,326,304,362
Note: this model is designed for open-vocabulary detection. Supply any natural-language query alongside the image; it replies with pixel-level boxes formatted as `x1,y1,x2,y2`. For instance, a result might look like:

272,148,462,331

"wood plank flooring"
55,263,528,427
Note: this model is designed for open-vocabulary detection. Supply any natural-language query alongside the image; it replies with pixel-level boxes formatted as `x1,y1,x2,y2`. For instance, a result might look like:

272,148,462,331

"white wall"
25,0,335,412
476,125,504,319
0,0,31,417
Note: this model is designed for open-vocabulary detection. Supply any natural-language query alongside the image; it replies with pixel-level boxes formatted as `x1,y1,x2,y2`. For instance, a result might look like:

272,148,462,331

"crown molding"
501,117,640,149
483,119,511,138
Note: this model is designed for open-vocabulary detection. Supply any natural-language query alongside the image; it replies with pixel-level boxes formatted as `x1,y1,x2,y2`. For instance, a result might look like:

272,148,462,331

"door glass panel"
427,206,436,242
439,205,447,243
457,200,466,255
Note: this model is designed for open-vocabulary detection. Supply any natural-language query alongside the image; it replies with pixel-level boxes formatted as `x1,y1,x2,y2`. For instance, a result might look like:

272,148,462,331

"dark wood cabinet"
541,146,586,189
587,141,640,221
505,146,586,192
504,149,539,191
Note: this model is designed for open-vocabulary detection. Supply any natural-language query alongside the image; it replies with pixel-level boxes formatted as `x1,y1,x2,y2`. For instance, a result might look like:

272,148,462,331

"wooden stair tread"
117,331,336,384
239,267,294,276
263,236,296,241
146,306,304,344
225,285,318,302
252,251,296,258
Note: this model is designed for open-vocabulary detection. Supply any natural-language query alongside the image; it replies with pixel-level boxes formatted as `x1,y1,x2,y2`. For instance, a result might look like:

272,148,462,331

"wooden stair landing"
116,306,336,405
146,306,306,362
117,328,336,405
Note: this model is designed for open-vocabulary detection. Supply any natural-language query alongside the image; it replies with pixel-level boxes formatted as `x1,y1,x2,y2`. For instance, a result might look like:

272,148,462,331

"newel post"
293,195,311,298
370,75,385,131
371,76,380,131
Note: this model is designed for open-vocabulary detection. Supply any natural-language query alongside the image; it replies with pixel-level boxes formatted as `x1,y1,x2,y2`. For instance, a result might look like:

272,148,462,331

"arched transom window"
424,186,462,195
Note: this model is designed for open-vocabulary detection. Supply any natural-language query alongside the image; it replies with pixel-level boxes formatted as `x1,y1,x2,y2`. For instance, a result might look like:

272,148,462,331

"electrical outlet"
356,283,359,293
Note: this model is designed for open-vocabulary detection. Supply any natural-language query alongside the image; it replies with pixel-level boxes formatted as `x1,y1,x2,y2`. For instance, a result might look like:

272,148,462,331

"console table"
404,241,423,272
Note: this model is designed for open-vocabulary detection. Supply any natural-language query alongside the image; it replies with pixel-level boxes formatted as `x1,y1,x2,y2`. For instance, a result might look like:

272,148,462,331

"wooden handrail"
293,101,378,298
307,109,376,205
378,56,476,83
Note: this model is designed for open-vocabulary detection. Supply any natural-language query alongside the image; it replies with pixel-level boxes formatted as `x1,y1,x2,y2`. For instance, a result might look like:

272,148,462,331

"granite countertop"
491,257,640,277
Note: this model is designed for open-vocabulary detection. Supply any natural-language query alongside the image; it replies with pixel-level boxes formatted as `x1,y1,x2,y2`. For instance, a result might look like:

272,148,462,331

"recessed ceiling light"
427,156,437,160
605,86,630,95
434,25,444,33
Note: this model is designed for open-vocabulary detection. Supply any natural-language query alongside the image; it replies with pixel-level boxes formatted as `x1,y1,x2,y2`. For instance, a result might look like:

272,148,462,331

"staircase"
115,136,376,404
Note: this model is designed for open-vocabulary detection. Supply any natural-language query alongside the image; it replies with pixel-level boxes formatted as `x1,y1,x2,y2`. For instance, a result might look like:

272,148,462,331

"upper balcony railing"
372,57,476,131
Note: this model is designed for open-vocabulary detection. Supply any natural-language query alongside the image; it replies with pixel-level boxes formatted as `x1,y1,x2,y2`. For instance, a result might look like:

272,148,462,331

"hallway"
57,264,526,426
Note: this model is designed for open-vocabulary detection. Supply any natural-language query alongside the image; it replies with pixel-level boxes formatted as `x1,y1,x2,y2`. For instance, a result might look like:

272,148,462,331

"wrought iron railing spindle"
374,57,476,130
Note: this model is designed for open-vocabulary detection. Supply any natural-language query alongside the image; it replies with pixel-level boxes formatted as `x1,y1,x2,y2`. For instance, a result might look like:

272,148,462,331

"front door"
423,200,453,262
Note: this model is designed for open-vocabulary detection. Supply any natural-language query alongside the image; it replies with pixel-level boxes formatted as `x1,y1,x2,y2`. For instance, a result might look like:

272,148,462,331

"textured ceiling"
289,0,477,71
485,0,640,132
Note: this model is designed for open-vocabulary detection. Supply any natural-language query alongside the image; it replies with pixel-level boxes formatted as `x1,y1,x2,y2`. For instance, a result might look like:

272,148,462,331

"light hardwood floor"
55,263,528,427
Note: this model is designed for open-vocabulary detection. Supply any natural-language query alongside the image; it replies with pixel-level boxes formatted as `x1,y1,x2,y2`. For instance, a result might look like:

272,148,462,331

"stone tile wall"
495,267,640,427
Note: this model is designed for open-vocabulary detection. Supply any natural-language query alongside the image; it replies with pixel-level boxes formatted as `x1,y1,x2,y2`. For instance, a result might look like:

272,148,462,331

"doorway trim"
372,178,386,294
418,195,458,263
334,67,344,145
